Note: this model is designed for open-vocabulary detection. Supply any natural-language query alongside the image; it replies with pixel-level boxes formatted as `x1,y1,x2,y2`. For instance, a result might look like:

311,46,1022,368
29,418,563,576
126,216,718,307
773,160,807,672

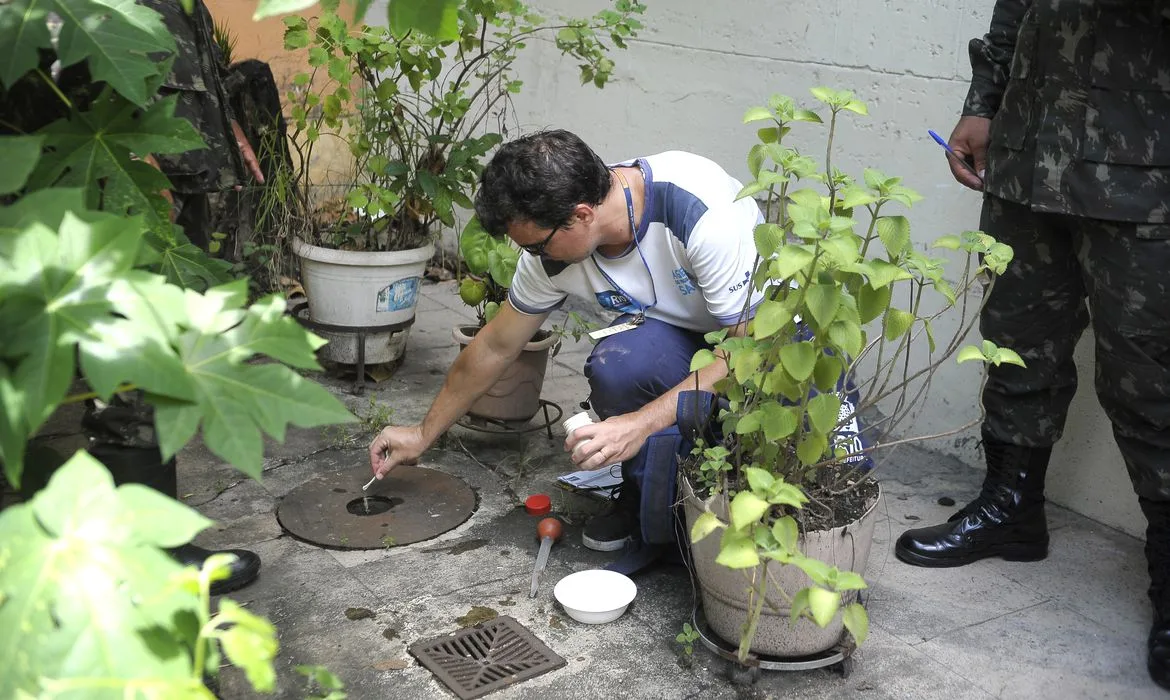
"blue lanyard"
593,167,658,323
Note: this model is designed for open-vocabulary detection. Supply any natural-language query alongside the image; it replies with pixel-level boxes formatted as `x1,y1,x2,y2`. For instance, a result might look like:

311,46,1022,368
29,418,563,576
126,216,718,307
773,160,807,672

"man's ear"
574,202,597,226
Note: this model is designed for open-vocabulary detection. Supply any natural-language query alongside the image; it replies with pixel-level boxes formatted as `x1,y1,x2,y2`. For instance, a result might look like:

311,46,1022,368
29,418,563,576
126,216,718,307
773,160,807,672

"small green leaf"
743,106,773,124
996,348,1027,367
217,600,279,693
804,284,840,329
842,99,869,115
813,355,843,393
789,588,810,624
744,467,775,492
729,490,770,529
883,308,915,341
808,587,842,628
933,234,962,250
779,342,816,381
842,602,869,645
956,344,986,365
760,403,798,441
690,348,718,372
751,300,789,340
857,283,891,324
690,510,725,543
770,245,815,280
771,515,798,553
753,223,785,258
833,570,868,591
837,185,877,210
797,433,828,466
876,215,911,257
807,393,841,435
716,529,760,569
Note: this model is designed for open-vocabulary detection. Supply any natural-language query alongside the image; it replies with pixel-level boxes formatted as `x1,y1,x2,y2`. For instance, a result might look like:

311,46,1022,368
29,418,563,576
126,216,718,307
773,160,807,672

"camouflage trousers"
980,196,1170,500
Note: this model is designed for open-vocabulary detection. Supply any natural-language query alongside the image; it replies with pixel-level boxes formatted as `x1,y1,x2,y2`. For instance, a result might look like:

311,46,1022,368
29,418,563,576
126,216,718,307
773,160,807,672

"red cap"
525,494,551,516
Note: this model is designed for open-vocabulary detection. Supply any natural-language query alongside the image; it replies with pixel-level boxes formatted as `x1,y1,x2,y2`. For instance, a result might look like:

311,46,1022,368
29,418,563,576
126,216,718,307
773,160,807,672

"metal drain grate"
408,616,566,699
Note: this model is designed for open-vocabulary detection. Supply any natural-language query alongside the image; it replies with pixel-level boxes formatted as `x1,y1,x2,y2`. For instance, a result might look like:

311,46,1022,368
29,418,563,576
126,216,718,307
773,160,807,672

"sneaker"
583,485,638,551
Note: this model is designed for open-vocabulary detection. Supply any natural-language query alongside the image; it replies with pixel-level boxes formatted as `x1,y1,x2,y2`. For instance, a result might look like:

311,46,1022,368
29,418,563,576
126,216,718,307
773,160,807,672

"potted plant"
452,216,559,421
681,88,1018,662
0,0,361,694
277,0,645,366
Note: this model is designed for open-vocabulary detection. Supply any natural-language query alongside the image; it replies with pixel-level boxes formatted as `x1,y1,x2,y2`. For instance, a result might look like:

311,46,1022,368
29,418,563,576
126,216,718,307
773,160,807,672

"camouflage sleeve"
962,0,1031,118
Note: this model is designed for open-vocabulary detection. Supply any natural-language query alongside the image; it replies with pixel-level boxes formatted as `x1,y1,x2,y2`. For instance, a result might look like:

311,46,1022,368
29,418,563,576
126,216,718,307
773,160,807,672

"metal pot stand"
689,596,863,681
291,301,413,394
454,399,563,440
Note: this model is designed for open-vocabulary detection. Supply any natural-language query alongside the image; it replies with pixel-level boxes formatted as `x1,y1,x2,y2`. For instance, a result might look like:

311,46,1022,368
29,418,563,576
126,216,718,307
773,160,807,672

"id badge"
587,313,645,341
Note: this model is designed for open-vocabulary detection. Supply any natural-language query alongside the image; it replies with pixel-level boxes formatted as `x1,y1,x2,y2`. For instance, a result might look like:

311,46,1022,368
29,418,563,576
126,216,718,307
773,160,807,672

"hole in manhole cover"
346,496,402,516
409,616,565,700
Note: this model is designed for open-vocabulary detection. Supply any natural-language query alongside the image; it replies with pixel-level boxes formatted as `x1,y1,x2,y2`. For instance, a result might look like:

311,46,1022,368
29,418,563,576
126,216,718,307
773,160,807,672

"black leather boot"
1140,498,1170,691
89,443,262,596
895,435,1052,567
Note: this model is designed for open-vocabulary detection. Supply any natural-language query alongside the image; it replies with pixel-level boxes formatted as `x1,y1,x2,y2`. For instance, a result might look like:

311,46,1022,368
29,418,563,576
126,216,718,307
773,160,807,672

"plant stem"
62,384,138,404
739,559,771,663
37,69,72,109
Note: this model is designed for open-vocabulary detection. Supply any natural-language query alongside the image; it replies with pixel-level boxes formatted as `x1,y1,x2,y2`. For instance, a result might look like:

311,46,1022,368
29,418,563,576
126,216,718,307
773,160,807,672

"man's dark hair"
474,129,612,236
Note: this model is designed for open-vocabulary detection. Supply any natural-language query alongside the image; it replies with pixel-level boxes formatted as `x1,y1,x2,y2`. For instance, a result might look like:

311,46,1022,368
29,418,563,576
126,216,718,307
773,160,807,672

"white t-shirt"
508,151,765,333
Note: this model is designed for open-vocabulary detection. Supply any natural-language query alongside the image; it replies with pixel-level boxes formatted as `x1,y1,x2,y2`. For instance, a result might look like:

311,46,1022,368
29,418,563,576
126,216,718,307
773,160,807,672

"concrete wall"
499,0,1143,536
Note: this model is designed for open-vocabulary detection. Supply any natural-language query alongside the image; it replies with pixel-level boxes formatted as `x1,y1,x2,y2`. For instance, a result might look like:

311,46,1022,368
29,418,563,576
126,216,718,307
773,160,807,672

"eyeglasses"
520,224,561,256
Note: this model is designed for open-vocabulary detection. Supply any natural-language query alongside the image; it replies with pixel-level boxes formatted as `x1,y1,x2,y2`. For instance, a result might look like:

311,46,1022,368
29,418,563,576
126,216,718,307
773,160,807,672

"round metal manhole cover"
276,465,477,550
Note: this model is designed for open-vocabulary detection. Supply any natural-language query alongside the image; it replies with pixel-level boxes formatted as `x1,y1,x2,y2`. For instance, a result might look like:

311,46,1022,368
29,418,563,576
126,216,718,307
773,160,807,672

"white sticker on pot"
376,278,420,312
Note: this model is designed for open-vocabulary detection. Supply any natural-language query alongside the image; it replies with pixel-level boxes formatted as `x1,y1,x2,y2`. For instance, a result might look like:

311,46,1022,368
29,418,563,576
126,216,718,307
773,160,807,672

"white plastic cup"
563,412,597,460
562,412,595,436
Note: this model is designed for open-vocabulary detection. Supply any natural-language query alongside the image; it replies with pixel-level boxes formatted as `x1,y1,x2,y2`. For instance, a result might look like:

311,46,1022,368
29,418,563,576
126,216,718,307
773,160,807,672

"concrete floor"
171,280,1165,699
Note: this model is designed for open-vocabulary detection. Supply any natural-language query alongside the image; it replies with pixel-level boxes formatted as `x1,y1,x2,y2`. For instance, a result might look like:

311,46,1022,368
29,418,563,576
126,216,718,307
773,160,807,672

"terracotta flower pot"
681,475,882,657
452,325,558,421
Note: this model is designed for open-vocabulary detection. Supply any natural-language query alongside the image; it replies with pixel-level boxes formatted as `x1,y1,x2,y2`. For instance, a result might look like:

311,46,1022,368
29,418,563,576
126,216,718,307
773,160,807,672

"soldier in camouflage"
143,0,264,249
895,0,1170,689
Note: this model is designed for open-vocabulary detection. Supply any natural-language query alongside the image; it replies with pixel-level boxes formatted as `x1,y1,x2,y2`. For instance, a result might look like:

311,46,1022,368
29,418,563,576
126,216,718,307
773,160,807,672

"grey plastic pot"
681,475,882,657
452,325,559,421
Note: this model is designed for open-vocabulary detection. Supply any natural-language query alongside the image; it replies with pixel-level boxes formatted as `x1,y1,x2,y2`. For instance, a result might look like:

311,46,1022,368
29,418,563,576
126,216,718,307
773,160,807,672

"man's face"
507,210,595,263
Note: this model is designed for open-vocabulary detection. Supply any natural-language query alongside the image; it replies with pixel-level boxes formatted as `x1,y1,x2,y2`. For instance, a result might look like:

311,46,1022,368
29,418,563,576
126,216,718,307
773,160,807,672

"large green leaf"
807,392,841,435
0,212,141,482
28,92,204,227
779,342,816,381
147,286,355,473
253,0,318,20
388,0,460,41
0,0,53,90
0,135,44,195
0,188,86,238
0,452,205,697
53,0,175,104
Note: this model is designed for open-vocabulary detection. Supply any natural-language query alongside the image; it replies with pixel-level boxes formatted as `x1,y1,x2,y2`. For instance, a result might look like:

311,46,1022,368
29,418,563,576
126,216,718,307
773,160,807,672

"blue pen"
928,129,983,183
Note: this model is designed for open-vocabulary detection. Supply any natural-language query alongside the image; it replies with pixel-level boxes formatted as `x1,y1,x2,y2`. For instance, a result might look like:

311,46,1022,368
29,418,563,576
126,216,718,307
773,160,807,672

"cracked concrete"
25,279,1166,699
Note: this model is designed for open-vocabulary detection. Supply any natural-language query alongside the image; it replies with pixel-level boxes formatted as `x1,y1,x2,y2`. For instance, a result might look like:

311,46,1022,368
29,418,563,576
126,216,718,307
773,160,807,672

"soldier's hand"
947,116,991,191
369,425,428,479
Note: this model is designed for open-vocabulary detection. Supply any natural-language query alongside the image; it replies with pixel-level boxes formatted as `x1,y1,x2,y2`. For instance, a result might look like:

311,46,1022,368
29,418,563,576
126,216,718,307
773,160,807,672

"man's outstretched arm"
369,300,548,478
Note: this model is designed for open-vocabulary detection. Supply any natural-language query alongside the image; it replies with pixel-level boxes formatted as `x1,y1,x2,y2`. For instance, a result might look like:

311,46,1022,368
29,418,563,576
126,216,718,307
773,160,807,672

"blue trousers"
583,318,704,551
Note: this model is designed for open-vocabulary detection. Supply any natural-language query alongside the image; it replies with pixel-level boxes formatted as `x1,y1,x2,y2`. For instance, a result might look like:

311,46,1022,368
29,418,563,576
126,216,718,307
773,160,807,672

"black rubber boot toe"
171,543,261,596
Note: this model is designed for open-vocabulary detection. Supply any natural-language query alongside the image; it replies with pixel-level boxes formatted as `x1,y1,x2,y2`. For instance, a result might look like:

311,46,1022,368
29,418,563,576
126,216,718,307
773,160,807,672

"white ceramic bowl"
553,569,637,624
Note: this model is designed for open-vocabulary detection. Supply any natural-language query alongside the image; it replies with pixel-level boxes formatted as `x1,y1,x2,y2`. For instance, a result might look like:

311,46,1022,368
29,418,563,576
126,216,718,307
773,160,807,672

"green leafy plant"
685,88,1018,662
277,0,645,252
297,663,348,700
458,216,519,325
0,1,364,696
675,622,701,656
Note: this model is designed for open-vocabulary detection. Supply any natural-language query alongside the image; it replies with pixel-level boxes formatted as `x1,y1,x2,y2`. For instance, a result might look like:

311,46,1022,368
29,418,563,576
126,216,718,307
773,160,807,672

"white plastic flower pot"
293,238,433,365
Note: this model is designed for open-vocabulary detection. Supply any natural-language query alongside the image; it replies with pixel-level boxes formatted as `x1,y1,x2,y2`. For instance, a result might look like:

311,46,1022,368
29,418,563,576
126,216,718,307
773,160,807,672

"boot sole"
894,541,1048,568
582,534,631,552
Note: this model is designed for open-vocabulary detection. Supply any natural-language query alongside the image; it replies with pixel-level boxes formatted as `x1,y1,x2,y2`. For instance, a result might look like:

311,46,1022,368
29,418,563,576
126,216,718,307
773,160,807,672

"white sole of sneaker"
582,534,631,552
